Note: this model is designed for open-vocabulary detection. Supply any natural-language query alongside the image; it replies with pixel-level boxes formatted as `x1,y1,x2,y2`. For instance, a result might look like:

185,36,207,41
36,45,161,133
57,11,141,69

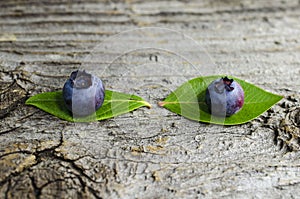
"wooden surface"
1,0,300,198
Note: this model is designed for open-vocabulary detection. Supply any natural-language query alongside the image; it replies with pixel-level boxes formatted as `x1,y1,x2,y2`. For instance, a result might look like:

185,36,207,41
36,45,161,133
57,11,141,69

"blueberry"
205,76,244,117
63,70,105,117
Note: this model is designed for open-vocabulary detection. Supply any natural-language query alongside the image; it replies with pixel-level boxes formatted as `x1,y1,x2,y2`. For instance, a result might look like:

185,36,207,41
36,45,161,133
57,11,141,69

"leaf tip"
158,101,166,107
25,97,33,105
25,99,29,105
144,101,152,108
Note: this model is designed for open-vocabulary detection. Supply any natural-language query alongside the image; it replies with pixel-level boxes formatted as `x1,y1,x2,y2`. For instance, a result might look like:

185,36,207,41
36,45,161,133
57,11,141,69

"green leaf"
159,75,283,125
25,90,151,122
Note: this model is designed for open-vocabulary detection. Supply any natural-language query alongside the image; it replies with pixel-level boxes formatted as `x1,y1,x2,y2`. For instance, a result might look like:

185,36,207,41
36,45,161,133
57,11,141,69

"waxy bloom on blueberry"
63,70,105,117
205,76,244,117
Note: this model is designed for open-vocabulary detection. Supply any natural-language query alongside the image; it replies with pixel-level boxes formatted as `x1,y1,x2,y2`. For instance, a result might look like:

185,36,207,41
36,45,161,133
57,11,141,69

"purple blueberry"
205,76,244,117
63,70,105,117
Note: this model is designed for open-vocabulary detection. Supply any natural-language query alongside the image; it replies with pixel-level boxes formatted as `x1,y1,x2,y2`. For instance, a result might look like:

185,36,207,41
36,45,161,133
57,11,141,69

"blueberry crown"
222,76,234,91
70,70,93,89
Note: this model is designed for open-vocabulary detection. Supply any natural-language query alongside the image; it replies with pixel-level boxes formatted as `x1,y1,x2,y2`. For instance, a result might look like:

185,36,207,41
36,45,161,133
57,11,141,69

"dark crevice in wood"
0,0,115,8
0,126,20,135
134,5,300,16
4,179,11,199
29,176,41,199
0,20,133,26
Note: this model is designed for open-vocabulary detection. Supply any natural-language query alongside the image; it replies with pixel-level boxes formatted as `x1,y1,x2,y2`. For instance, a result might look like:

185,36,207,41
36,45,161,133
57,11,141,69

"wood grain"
1,0,300,198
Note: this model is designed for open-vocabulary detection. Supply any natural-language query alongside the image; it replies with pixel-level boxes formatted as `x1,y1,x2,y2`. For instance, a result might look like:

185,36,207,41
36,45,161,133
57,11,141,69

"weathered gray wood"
1,0,300,198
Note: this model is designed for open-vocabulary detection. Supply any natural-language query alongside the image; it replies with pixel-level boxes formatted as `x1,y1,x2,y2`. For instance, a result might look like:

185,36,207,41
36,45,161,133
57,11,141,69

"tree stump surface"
1,1,300,198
